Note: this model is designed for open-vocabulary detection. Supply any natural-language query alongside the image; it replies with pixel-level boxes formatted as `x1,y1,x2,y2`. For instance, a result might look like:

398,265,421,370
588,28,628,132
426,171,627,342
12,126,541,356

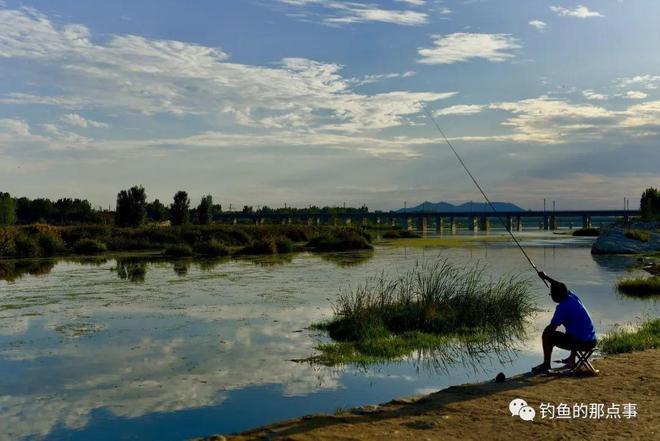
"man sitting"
532,271,597,374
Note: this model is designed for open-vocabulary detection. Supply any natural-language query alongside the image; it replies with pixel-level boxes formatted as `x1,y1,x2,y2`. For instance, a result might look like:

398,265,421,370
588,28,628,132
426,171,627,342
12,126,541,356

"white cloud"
582,89,608,101
418,33,521,64
349,70,416,85
0,7,454,156
624,90,648,100
61,113,109,128
528,20,547,31
435,104,486,116
617,74,660,90
395,0,426,6
438,96,660,144
550,5,603,18
277,0,428,26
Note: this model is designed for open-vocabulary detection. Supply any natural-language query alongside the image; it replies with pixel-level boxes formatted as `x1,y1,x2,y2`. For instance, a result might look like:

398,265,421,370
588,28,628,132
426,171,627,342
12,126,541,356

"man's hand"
538,271,548,280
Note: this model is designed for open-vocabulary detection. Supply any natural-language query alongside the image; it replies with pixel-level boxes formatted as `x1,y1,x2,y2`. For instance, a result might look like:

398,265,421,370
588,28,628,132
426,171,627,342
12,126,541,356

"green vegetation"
640,187,660,221
307,229,372,252
310,260,535,365
73,239,107,255
573,227,600,237
0,193,16,226
625,229,651,242
193,239,229,257
0,223,371,259
164,244,194,257
600,318,660,354
170,191,190,226
115,186,147,227
382,229,420,239
616,275,660,297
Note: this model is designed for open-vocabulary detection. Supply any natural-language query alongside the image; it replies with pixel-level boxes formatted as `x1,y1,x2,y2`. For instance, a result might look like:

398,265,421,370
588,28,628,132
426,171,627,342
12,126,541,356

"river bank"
215,350,659,441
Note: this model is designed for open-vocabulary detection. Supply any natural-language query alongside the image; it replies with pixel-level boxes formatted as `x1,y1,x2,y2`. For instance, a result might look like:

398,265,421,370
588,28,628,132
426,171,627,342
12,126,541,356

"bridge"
214,209,639,232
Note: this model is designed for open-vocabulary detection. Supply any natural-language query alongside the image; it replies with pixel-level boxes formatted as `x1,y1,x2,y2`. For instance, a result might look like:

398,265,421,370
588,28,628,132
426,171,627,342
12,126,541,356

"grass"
573,227,600,237
600,318,660,354
307,229,372,252
309,259,536,366
625,229,651,242
616,275,660,297
382,229,421,239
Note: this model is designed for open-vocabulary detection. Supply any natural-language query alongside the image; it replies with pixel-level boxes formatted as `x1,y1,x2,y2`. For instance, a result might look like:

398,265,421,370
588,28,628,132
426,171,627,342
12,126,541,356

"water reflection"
319,250,374,267
114,258,148,283
0,259,56,282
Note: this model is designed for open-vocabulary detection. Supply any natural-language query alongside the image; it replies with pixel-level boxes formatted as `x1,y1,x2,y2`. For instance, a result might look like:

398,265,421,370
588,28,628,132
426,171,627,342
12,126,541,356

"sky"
0,0,659,210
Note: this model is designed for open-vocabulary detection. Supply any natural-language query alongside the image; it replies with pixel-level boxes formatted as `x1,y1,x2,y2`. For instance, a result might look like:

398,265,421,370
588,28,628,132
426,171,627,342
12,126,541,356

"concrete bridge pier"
406,217,413,231
416,217,428,232
390,217,397,227
344,217,352,226
435,217,444,233
233,218,238,225
470,215,479,232
543,216,550,231
549,215,557,231
582,215,592,229
479,216,489,232
515,216,523,232
450,217,457,234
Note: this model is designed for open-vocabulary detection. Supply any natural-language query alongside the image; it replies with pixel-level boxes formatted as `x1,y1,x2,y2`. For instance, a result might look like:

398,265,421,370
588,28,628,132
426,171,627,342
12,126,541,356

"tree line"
0,186,371,227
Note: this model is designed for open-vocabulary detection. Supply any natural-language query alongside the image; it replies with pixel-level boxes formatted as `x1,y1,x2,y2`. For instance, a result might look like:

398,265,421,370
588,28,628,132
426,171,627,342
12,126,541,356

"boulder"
591,222,660,255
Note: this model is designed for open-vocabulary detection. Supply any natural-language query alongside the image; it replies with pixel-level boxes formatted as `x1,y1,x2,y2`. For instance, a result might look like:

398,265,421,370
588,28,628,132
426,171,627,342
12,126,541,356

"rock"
495,372,506,383
591,222,660,255
351,405,385,415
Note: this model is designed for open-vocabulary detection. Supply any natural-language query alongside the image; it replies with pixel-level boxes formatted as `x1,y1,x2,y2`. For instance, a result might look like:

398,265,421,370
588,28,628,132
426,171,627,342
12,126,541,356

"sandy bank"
208,350,659,441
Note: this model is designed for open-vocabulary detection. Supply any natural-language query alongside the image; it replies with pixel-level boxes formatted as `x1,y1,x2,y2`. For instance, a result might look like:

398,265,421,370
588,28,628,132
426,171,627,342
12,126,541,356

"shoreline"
206,350,659,441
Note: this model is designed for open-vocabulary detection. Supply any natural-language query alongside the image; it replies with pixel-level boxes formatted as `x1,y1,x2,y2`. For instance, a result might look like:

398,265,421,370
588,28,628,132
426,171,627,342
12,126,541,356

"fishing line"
424,109,548,286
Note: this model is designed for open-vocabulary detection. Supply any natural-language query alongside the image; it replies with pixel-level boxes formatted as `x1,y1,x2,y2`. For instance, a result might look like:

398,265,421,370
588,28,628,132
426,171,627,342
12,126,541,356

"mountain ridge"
395,201,525,213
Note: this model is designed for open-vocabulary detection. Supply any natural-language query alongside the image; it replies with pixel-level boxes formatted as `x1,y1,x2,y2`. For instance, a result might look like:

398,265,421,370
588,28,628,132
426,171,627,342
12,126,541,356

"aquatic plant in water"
310,259,536,366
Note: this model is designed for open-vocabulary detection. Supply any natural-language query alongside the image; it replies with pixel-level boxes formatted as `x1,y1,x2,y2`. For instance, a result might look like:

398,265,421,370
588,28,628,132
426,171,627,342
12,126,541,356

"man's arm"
537,271,561,285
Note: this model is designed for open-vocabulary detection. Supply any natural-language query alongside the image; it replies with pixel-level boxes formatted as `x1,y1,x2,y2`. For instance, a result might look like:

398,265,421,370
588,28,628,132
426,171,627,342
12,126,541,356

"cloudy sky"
0,0,658,210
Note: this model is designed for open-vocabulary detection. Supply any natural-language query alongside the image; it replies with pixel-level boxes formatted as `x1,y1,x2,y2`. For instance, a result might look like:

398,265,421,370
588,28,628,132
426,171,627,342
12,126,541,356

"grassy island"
310,260,536,365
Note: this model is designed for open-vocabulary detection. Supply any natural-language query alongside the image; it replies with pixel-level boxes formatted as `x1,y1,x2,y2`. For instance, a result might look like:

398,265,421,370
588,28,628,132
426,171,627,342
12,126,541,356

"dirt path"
208,350,659,441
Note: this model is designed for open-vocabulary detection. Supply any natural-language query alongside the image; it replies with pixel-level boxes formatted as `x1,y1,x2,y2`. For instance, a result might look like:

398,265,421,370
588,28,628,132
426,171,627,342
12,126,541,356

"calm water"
0,233,657,440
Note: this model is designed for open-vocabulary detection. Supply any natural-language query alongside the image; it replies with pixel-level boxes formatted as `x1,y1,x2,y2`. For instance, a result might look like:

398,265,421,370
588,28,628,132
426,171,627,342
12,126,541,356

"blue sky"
0,0,659,210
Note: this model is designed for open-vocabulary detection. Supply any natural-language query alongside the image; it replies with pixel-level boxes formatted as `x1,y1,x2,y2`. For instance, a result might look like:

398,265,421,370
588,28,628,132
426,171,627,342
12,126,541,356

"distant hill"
395,201,525,213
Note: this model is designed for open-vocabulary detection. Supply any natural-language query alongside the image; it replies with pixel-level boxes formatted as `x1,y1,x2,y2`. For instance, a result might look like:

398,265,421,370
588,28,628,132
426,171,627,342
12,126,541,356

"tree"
640,187,660,220
115,186,147,227
0,192,16,226
146,199,169,222
170,191,190,226
197,195,213,225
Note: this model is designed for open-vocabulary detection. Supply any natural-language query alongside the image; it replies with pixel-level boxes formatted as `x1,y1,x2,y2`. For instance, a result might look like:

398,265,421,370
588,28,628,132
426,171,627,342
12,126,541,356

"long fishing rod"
424,109,548,287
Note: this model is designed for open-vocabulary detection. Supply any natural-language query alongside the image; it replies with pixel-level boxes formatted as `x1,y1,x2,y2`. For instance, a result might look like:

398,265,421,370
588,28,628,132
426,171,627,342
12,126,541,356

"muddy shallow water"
0,233,657,440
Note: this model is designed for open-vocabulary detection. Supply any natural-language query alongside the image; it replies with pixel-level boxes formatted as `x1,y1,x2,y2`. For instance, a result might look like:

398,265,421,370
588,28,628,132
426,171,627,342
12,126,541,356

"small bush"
38,233,65,256
73,238,107,255
600,319,660,354
275,237,294,253
240,238,278,255
625,230,650,242
14,236,40,258
307,230,372,252
573,227,600,237
616,276,660,297
164,244,193,257
193,239,229,257
382,230,401,239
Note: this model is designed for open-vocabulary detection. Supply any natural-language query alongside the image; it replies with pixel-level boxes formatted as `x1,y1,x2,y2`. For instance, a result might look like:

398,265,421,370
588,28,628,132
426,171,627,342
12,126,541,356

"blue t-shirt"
551,291,597,342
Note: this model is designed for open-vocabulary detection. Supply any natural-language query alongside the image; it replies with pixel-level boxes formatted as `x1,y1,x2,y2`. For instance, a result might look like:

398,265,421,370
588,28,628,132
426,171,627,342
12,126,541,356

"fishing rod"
424,109,548,287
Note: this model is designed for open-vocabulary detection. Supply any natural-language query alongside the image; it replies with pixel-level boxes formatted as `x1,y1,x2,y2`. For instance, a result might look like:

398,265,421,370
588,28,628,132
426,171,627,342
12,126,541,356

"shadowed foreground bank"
201,350,659,441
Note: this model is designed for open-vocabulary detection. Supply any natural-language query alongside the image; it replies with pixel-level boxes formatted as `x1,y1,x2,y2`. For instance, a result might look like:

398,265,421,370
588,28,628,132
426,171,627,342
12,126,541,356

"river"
0,232,657,440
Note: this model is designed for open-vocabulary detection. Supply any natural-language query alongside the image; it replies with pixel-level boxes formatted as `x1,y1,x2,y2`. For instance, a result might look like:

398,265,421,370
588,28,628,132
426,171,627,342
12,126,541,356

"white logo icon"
510,398,535,421
509,398,527,416
519,406,536,421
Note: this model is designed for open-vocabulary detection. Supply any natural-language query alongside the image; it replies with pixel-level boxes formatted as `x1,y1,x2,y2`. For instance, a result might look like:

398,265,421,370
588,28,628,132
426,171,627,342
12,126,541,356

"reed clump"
616,276,660,297
600,318,660,354
312,259,536,365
